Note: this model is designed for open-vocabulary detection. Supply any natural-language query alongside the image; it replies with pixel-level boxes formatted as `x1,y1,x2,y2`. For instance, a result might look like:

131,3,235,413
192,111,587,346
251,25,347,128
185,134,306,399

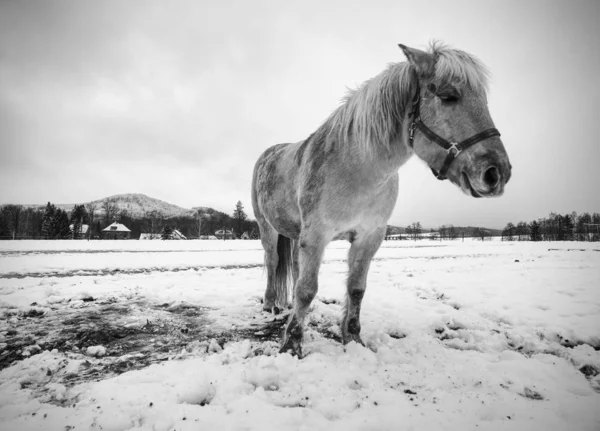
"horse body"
252,42,511,357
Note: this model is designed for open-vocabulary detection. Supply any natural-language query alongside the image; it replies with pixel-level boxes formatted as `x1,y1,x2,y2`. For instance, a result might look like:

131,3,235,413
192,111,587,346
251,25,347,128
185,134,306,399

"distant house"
69,224,89,239
240,230,259,240
102,222,131,240
170,229,187,240
139,233,161,240
215,229,236,240
141,229,187,240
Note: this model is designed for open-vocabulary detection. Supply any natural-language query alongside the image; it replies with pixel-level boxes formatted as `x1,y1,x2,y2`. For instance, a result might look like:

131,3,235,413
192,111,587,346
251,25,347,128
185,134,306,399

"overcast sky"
1,0,599,228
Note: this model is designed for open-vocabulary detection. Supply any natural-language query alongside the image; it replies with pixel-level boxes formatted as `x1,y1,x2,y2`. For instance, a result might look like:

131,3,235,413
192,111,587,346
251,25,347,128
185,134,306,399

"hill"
29,194,197,219
87,193,194,219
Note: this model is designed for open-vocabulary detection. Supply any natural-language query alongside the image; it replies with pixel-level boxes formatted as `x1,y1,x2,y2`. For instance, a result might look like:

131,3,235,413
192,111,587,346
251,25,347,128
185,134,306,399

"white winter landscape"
0,239,599,431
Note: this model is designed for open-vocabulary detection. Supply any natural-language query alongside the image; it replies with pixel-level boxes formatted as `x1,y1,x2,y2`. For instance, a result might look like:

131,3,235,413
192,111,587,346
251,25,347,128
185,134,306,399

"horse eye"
439,94,459,103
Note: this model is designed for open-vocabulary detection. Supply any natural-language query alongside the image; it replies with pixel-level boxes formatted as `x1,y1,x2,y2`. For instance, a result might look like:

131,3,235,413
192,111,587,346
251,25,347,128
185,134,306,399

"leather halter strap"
407,81,501,180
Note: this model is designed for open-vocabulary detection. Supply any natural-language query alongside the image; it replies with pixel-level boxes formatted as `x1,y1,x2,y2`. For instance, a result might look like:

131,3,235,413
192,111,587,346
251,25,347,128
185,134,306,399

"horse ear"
398,44,435,76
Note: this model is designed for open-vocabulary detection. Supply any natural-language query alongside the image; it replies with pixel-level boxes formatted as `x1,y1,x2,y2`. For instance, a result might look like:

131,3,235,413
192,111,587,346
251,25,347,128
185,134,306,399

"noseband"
407,81,501,180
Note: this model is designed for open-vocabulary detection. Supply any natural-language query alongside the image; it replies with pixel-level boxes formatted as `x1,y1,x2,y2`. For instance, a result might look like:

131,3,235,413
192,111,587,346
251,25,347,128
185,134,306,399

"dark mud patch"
0,299,212,374
1,300,342,389
521,387,544,400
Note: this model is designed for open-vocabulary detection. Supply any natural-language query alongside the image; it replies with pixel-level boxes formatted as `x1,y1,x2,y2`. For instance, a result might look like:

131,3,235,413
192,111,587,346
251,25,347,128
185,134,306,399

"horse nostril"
483,166,500,188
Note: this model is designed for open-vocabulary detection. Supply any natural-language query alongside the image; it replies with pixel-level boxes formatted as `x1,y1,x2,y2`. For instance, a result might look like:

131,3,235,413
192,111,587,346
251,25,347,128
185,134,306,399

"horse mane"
312,41,491,156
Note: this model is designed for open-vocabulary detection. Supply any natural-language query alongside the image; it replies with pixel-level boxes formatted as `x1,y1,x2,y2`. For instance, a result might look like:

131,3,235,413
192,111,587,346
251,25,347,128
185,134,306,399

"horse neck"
342,126,414,182
341,66,416,177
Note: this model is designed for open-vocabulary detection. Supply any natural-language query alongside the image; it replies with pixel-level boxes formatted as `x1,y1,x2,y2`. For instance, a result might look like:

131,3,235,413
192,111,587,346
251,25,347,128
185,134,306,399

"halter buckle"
408,118,419,147
448,143,461,156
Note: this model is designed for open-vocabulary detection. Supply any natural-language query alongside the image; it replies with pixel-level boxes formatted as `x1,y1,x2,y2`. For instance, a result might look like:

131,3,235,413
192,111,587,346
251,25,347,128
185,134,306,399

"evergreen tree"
161,225,173,240
41,202,56,239
516,221,528,241
70,204,88,239
560,214,574,241
233,201,247,236
502,222,515,241
0,208,10,239
52,209,71,239
529,220,542,241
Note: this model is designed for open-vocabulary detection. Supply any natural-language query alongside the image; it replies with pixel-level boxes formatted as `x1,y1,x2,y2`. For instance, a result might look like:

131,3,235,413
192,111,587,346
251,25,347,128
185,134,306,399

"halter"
407,80,501,180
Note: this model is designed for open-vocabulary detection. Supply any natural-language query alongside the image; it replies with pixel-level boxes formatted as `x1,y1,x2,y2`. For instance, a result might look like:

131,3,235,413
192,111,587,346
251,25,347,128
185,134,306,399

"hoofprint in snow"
0,240,598,430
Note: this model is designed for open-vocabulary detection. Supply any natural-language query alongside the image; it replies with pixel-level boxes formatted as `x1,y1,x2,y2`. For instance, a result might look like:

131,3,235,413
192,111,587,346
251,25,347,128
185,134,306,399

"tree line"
501,212,600,242
0,200,258,240
387,223,496,241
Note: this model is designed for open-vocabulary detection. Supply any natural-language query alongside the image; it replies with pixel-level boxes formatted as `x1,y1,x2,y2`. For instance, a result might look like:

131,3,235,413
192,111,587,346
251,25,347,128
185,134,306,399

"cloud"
1,0,599,228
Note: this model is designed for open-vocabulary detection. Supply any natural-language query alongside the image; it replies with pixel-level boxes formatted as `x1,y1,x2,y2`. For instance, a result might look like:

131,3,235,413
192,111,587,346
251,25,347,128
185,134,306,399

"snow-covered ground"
0,239,599,430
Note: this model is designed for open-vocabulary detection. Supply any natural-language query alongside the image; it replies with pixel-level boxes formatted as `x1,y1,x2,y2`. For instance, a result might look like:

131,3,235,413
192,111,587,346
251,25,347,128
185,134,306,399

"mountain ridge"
21,193,204,219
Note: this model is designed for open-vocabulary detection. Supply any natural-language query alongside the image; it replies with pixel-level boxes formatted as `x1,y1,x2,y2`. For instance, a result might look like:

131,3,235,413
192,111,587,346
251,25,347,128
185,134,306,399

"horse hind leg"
260,226,294,314
342,226,386,345
260,226,279,313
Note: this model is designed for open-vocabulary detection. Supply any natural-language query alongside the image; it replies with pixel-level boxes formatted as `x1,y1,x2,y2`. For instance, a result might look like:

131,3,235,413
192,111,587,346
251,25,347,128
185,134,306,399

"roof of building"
171,229,187,240
102,222,131,232
69,224,89,234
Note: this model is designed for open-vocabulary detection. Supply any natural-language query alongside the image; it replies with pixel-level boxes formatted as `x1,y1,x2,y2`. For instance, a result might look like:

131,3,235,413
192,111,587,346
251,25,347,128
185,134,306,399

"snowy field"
0,239,599,431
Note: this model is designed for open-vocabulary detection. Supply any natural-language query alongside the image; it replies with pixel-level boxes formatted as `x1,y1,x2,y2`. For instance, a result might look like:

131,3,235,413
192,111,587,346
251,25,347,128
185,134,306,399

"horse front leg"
280,231,327,358
342,226,386,345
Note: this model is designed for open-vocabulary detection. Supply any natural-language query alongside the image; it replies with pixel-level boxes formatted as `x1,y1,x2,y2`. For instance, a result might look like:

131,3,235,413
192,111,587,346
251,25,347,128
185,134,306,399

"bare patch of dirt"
0,298,212,374
0,297,344,389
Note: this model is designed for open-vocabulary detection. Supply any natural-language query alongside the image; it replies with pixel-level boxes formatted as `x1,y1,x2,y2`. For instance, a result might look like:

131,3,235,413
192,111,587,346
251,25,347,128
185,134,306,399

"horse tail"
274,234,294,309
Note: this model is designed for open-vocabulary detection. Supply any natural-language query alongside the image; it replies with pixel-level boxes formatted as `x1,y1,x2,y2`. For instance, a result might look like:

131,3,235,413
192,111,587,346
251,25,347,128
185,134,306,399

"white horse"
252,42,511,357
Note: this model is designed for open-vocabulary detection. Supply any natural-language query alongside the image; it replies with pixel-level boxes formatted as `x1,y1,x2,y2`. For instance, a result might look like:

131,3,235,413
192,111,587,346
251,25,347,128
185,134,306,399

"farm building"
195,235,219,240
69,224,89,239
215,229,236,240
170,229,187,240
139,233,161,240
102,222,131,240
140,229,186,240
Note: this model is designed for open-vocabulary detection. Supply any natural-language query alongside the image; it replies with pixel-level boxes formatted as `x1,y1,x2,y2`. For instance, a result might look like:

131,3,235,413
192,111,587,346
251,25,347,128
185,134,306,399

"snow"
86,346,107,357
0,239,599,430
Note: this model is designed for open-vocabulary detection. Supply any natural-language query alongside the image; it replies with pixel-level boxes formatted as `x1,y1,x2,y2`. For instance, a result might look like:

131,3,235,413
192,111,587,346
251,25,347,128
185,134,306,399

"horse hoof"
279,340,303,358
342,334,365,346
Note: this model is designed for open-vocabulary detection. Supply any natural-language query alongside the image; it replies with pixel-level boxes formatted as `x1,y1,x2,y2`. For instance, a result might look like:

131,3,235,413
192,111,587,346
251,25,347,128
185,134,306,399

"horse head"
400,43,512,198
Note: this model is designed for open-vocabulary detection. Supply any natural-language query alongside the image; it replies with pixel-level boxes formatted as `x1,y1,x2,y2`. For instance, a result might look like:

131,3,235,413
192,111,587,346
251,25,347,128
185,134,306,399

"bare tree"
448,225,458,240
191,209,211,238
472,227,490,241
85,202,98,240
142,210,164,235
438,225,448,240
102,198,119,226
3,204,23,239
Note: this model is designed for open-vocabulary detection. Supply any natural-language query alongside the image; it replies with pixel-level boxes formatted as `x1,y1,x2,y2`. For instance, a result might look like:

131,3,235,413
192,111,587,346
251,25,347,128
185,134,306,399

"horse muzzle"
461,161,511,198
